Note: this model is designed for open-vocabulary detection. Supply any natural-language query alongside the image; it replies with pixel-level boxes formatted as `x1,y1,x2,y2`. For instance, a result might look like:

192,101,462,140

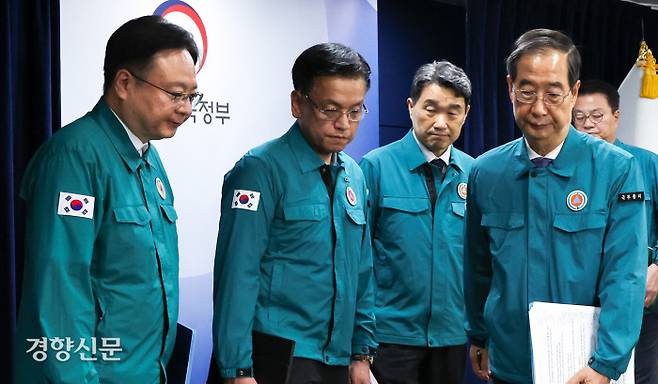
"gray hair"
506,28,581,88
409,60,472,105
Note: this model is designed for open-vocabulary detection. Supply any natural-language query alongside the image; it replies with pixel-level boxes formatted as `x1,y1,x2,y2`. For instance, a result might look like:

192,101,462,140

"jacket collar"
401,129,466,174
93,98,154,172
287,121,348,175
512,126,581,179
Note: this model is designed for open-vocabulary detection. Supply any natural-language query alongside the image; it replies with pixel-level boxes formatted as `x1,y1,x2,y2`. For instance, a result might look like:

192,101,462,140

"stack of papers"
528,302,634,384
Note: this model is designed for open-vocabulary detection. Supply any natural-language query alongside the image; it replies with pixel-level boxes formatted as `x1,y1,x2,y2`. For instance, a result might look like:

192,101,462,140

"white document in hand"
528,301,634,384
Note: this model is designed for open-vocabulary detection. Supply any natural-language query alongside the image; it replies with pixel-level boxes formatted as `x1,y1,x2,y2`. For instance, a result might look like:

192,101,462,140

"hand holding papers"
529,302,634,384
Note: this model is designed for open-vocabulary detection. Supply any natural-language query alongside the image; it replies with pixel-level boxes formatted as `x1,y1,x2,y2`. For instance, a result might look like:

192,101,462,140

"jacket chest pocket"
160,204,178,223
379,196,430,231
113,206,152,241
159,204,179,243
380,196,430,213
283,204,327,221
345,206,366,225
552,212,607,257
107,206,154,271
343,206,366,268
277,203,329,248
451,202,465,218
480,212,525,259
114,206,151,225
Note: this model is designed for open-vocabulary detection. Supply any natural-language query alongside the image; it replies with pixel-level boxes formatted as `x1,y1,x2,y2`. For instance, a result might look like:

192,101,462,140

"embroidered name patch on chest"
618,191,644,202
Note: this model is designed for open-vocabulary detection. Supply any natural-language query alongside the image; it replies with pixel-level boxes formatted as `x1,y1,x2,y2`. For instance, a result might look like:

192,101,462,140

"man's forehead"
307,76,367,104
575,93,610,110
514,50,569,85
517,78,565,88
418,84,466,106
309,75,367,89
525,49,564,67
145,49,196,73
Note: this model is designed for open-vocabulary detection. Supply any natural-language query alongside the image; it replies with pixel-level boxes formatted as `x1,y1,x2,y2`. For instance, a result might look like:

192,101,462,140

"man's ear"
291,90,303,118
113,69,133,100
407,97,415,117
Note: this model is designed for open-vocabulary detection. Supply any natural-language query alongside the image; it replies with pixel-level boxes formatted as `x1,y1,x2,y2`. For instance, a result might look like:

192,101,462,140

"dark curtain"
378,0,467,146
464,0,658,157
0,0,60,379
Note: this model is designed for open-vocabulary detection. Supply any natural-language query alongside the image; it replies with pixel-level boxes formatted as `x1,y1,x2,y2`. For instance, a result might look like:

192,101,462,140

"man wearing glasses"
573,79,658,384
359,61,472,384
211,43,376,384
15,16,200,383
464,29,647,384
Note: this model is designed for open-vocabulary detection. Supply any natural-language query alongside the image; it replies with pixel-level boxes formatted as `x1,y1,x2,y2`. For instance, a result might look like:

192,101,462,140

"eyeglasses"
513,88,572,106
129,71,203,106
304,94,368,122
573,110,605,125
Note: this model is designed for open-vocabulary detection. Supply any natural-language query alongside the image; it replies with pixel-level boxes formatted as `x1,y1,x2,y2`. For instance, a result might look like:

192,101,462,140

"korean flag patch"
232,189,261,211
57,192,95,219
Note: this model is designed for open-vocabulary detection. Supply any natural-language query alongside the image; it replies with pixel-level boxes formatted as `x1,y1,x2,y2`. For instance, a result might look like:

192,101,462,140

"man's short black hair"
506,28,581,89
578,79,620,111
292,43,371,95
103,15,198,93
409,61,472,105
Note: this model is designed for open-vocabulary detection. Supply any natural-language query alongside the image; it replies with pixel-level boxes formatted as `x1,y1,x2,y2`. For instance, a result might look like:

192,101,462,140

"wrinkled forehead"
514,49,570,88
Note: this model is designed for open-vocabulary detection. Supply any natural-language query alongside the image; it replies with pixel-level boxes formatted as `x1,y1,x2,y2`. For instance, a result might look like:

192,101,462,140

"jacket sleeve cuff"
220,367,254,379
469,337,488,348
352,343,377,355
588,357,620,381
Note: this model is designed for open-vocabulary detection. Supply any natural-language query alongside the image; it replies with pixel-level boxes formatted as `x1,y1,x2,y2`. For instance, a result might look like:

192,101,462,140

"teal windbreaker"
15,99,179,384
360,129,473,347
464,128,647,382
212,122,376,378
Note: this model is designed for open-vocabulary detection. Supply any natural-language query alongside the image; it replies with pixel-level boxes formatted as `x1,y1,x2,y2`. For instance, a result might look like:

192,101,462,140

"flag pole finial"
637,41,654,65
637,41,658,99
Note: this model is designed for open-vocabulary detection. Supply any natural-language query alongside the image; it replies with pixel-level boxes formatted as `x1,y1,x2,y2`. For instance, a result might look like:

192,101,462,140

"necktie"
430,158,448,180
319,164,337,251
422,159,447,214
531,157,553,168
319,164,335,199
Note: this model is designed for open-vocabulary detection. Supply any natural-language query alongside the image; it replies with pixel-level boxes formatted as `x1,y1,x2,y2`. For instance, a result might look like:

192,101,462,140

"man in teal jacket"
573,79,658,384
360,61,472,384
464,29,647,384
14,16,200,384
212,43,376,384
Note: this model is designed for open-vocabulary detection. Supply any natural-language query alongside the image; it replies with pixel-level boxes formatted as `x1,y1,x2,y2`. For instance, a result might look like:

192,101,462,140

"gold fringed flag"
638,41,658,99
617,42,658,153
